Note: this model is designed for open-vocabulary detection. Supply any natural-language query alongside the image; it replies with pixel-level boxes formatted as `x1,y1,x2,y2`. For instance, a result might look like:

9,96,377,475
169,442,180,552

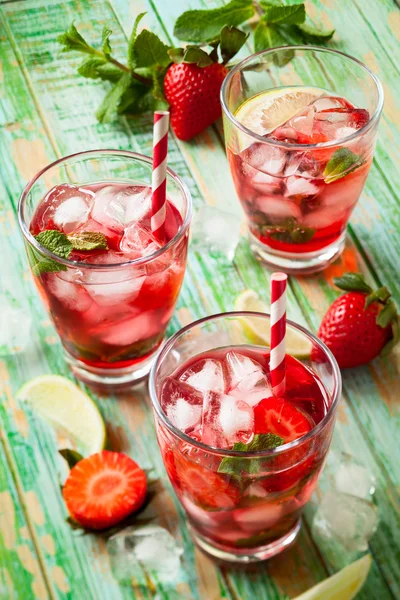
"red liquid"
228,92,373,254
157,346,331,553
29,183,188,368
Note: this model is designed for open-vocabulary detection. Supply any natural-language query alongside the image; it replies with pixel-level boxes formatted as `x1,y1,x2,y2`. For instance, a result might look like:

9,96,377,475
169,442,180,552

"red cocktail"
150,313,341,562
19,151,192,386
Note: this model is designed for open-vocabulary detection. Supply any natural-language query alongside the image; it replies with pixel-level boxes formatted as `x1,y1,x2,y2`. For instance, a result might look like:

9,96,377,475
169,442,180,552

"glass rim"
149,310,342,458
18,149,193,270
220,45,384,151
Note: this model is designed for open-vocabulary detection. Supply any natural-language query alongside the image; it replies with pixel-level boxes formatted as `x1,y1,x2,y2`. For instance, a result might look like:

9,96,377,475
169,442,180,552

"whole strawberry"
164,60,228,141
318,273,399,368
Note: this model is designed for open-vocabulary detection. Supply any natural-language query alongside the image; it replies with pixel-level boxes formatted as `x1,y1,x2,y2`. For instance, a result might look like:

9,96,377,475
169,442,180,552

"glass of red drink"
149,312,341,563
18,150,192,386
221,46,383,273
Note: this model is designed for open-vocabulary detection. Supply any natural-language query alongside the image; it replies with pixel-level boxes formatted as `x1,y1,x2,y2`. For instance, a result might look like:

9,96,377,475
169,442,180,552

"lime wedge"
235,87,323,140
293,554,372,600
234,289,312,359
18,375,106,455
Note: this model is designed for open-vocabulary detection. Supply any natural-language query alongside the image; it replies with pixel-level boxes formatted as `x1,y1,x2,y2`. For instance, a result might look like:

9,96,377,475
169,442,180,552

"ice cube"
82,252,146,306
243,143,286,176
107,524,183,585
224,352,270,405
53,195,93,234
233,503,284,534
312,491,379,553
91,185,151,232
37,184,94,233
161,377,204,433
202,391,254,448
0,299,32,355
95,309,161,347
120,223,160,258
335,455,376,500
251,170,283,195
47,270,93,312
303,207,346,230
285,176,321,199
256,195,302,222
190,205,242,261
180,358,225,394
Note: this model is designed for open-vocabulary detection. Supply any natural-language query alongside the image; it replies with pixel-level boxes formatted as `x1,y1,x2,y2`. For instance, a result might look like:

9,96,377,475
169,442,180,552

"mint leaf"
324,148,364,183
67,231,108,251
218,433,284,477
58,22,96,55
78,56,107,79
333,272,372,294
182,46,213,67
297,21,335,40
128,12,147,69
59,449,83,469
35,230,73,258
95,72,132,122
376,300,398,329
117,82,148,114
27,246,66,277
95,63,124,83
174,0,254,43
262,4,306,25
220,25,249,64
101,26,112,58
132,30,170,68
254,21,286,52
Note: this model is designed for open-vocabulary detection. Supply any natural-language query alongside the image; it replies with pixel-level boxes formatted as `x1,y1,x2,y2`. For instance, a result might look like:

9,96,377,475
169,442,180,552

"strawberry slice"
254,397,312,442
63,450,147,530
175,455,240,510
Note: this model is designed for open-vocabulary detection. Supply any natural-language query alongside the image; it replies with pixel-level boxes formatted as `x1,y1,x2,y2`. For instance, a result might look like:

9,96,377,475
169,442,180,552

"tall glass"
149,312,341,563
221,46,383,273
18,150,192,386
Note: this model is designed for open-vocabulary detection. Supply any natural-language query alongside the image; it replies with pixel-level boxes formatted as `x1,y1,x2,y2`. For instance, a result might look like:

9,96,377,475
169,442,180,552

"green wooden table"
1,0,400,598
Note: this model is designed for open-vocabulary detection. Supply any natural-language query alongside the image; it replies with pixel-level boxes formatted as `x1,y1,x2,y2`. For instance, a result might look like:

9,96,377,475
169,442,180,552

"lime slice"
18,375,106,455
293,554,372,600
234,289,312,359
235,87,323,139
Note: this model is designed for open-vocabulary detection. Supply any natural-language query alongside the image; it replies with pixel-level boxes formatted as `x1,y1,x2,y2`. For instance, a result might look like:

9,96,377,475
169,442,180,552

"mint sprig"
324,148,365,183
218,433,284,477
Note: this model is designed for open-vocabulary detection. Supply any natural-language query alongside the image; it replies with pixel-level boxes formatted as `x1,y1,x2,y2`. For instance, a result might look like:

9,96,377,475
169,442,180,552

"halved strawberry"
175,455,239,510
254,397,312,442
63,450,147,530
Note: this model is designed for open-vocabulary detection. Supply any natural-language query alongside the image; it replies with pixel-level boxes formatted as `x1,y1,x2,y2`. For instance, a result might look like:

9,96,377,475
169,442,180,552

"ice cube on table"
312,491,379,553
190,205,242,261
91,185,151,232
179,358,225,394
161,377,204,433
335,455,376,500
47,270,93,312
202,391,254,447
38,184,94,234
0,299,32,355
107,524,183,585
82,252,145,306
225,352,271,407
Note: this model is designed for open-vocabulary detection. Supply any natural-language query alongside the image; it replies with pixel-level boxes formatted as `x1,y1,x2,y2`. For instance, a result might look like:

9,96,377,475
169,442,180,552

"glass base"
189,519,301,564
64,344,163,389
249,230,346,275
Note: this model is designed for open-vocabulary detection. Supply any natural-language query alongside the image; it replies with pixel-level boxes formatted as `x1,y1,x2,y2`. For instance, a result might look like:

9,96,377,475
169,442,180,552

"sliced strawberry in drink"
254,397,312,442
163,448,181,489
62,450,147,530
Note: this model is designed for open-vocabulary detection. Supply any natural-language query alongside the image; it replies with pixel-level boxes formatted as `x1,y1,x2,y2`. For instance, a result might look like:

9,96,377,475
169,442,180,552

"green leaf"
262,4,306,25
220,25,249,64
101,25,112,58
376,300,398,329
77,56,107,79
151,70,167,102
116,82,148,115
57,22,96,55
35,230,73,259
59,449,84,469
95,72,132,122
67,231,108,251
95,63,124,83
182,46,213,67
28,246,67,277
168,48,185,64
381,317,400,356
365,286,391,308
174,0,254,43
297,21,335,40
132,30,170,68
218,433,284,477
324,148,365,183
333,272,372,294
254,21,287,52
128,12,147,69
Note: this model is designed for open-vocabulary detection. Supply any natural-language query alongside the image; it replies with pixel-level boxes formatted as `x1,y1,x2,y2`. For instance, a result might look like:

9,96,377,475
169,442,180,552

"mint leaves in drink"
218,433,284,477
29,230,108,277
324,148,365,183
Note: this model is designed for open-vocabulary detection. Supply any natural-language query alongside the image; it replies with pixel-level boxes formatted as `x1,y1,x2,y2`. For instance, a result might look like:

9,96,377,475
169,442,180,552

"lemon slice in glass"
18,375,106,455
293,554,372,600
234,289,312,359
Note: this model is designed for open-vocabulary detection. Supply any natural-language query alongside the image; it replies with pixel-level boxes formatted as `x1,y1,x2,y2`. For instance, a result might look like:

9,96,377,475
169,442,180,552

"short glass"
149,312,341,563
221,46,383,274
18,150,192,387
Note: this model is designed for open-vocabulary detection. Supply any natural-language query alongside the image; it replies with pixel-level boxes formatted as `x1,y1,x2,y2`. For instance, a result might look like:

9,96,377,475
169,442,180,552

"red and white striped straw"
151,110,169,243
270,272,288,397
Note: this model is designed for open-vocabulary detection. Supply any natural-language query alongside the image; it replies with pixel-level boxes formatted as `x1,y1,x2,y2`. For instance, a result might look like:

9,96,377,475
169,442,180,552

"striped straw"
151,110,169,243
270,272,288,397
